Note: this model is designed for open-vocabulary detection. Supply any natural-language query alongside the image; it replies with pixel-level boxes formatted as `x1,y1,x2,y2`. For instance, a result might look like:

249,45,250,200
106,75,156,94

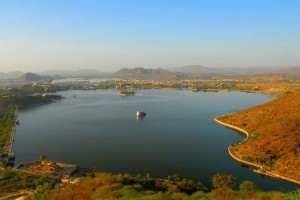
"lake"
13,89,297,190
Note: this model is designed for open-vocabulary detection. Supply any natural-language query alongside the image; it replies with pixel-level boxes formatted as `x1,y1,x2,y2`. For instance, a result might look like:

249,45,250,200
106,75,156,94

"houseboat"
136,111,146,118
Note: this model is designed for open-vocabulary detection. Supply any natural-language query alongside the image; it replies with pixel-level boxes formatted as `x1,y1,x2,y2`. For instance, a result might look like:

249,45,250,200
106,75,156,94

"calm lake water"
13,90,297,190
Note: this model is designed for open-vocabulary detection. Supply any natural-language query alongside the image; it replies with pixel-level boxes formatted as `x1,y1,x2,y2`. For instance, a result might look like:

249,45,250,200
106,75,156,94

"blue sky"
0,0,299,72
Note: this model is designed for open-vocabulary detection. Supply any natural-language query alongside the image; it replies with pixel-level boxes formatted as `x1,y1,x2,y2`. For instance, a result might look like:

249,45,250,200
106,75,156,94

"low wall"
214,116,300,185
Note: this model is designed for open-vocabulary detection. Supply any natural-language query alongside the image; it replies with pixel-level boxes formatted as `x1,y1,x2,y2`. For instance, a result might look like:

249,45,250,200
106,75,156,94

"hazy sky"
0,0,299,72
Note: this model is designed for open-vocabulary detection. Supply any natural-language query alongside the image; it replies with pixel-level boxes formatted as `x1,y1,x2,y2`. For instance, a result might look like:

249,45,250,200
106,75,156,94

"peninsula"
216,89,300,184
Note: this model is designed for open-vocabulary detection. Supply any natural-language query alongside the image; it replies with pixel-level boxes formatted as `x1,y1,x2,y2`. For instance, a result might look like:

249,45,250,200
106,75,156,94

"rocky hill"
219,90,300,180
16,73,52,82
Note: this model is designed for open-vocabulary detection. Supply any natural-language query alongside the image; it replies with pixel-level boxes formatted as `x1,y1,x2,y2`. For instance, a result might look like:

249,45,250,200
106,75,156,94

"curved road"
214,116,300,186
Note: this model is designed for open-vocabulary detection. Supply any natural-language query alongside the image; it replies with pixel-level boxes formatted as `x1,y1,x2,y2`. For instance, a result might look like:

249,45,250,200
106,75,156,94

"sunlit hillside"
220,90,300,180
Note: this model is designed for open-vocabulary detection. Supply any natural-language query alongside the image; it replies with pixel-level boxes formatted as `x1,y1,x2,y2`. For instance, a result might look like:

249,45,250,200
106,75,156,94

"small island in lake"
119,90,136,96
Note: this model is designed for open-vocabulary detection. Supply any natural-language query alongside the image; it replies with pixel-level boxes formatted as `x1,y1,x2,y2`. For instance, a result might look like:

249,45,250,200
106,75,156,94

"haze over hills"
2,65,300,81
0,71,24,80
40,69,107,77
224,66,300,76
167,65,300,77
16,73,53,82
69,65,300,78
113,67,177,79
167,65,215,74
274,67,300,78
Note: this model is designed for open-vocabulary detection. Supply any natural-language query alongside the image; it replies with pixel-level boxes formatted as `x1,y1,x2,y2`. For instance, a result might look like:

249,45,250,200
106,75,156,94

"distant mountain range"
111,65,298,79
168,65,300,77
167,65,214,74
0,71,24,80
40,69,107,77
2,65,300,83
113,67,177,79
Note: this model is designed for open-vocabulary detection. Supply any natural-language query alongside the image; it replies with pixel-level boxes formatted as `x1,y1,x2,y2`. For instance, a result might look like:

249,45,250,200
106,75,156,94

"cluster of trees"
192,82,236,91
119,90,136,96
167,173,208,194
0,166,298,199
0,166,51,195
23,172,300,200
7,93,63,107
1,87,63,108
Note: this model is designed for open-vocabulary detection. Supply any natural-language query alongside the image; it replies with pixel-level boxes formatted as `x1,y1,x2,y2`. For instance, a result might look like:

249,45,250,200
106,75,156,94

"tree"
211,173,237,189
40,154,46,162
239,181,259,198
177,178,208,194
167,173,182,182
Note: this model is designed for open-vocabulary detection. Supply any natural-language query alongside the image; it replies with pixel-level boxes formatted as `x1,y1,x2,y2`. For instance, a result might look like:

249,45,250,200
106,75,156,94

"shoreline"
1,101,59,163
214,116,300,186
0,106,18,162
6,91,298,187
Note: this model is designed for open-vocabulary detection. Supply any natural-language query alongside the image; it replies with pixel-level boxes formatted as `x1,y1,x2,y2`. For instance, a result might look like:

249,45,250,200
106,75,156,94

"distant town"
1,66,300,97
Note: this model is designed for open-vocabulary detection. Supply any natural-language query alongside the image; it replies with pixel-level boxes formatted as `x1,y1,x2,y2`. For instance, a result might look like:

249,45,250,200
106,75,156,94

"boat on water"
16,119,20,125
136,111,146,118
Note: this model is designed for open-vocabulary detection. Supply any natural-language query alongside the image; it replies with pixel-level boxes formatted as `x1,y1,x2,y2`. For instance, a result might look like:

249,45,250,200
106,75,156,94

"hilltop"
16,73,52,82
219,90,300,180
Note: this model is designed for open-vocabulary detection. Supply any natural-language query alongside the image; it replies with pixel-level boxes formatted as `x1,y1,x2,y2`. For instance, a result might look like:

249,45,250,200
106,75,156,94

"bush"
211,173,237,189
167,173,182,182
177,179,208,194
239,181,259,198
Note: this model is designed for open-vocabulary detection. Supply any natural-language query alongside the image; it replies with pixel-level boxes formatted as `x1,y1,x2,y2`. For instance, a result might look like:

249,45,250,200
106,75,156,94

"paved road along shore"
214,116,300,186
3,107,18,155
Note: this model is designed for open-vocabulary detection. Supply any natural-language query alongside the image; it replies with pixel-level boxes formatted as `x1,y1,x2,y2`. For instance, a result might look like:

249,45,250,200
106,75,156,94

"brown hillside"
220,90,300,180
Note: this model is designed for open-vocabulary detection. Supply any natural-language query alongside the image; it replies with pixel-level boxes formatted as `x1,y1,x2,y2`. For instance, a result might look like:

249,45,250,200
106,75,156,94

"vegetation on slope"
0,105,15,153
25,172,300,200
219,89,300,180
0,166,52,199
0,163,299,199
